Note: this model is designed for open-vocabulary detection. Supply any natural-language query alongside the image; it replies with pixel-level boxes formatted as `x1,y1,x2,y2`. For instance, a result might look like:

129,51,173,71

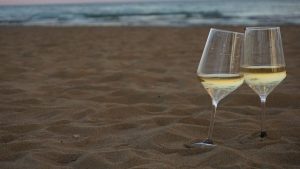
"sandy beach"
0,26,299,169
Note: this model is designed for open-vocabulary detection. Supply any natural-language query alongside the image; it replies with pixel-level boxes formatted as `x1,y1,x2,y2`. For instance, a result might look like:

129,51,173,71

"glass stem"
207,100,218,141
260,96,267,138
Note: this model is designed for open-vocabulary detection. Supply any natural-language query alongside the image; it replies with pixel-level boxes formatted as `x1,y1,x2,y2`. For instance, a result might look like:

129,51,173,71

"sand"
0,26,299,169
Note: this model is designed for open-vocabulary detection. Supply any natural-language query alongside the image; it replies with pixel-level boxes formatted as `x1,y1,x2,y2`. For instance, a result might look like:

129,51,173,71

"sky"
0,0,148,5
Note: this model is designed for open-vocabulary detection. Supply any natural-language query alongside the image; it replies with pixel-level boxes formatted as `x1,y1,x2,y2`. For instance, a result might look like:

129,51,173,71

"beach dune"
0,26,299,169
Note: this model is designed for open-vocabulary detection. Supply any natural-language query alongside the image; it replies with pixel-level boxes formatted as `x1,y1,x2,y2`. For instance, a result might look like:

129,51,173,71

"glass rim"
246,26,280,30
210,28,244,35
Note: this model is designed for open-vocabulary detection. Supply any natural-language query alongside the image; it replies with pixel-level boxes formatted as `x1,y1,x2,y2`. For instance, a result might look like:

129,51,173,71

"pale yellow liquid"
241,66,286,96
198,74,244,103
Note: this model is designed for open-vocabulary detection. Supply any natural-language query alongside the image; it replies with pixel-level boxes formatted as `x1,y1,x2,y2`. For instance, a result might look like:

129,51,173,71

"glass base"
184,139,216,148
260,131,267,138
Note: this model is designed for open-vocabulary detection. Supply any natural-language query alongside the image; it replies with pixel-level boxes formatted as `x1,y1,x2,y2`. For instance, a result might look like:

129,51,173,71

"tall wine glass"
241,27,286,138
187,29,244,147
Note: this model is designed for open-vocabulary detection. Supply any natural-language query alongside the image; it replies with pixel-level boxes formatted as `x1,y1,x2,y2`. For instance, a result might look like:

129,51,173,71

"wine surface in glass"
198,74,244,103
241,66,286,96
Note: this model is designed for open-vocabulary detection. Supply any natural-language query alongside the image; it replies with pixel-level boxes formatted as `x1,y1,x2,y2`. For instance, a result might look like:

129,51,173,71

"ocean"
0,0,300,26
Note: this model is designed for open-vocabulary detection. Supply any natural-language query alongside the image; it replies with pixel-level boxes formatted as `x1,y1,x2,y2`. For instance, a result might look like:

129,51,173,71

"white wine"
241,66,286,97
198,74,244,104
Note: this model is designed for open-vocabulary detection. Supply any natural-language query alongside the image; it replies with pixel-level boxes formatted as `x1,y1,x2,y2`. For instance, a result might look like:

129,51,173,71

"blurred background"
0,0,300,26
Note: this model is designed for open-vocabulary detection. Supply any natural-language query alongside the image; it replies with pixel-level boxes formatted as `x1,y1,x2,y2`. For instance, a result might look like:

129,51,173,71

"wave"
81,10,230,19
0,10,236,26
0,0,299,26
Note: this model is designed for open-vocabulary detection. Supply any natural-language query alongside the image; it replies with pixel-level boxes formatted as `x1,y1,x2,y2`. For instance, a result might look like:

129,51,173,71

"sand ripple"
0,27,299,169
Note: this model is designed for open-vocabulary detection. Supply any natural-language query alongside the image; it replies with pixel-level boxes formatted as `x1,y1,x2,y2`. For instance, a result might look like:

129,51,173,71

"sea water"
0,0,299,26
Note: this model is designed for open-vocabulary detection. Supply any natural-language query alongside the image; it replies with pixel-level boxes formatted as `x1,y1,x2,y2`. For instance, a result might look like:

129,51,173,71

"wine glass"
186,28,244,147
241,27,286,138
